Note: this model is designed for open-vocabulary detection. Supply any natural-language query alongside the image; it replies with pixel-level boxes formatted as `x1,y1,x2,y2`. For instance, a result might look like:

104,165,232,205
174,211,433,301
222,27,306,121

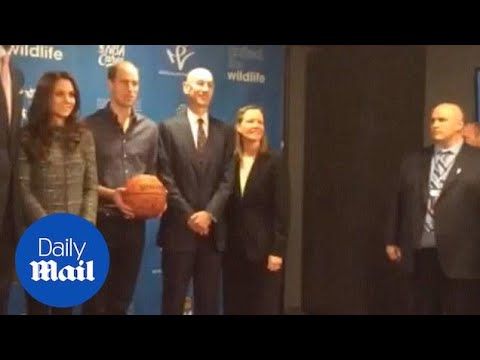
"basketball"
122,174,167,219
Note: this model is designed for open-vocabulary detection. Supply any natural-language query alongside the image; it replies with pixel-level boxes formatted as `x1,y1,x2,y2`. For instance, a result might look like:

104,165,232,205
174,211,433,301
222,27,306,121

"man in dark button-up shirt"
82,60,158,315
86,102,157,213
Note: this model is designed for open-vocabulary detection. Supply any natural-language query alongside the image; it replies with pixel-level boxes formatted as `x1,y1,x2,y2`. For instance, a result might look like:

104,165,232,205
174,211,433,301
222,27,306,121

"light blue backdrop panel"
8,45,285,314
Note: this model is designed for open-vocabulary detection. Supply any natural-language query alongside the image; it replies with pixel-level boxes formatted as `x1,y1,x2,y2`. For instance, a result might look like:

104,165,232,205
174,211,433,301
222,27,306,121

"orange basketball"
122,174,167,219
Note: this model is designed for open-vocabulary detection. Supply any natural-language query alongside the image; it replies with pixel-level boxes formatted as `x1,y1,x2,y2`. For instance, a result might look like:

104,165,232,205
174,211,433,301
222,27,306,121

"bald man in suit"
386,103,480,314
157,68,234,315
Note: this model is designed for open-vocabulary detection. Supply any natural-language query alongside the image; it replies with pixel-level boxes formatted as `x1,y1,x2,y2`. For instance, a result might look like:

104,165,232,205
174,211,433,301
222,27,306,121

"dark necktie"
197,118,207,152
424,150,452,233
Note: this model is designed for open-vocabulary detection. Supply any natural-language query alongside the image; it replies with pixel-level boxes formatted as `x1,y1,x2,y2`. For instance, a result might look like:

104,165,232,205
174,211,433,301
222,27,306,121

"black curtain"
302,45,426,314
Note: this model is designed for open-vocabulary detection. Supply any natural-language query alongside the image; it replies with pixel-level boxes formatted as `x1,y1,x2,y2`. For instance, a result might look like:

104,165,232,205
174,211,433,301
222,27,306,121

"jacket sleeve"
205,125,235,221
80,129,99,225
157,121,195,219
18,144,47,223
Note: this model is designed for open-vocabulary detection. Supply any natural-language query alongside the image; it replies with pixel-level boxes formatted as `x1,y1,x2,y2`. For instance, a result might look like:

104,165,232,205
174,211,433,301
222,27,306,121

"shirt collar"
187,107,209,127
434,139,464,157
105,102,140,126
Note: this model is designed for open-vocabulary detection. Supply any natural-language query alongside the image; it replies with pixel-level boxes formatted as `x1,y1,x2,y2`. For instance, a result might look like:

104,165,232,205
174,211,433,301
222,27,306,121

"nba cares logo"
98,45,125,67
15,213,110,308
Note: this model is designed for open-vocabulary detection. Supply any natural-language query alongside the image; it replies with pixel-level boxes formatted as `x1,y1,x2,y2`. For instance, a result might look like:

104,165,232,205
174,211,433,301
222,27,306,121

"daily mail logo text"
30,238,94,282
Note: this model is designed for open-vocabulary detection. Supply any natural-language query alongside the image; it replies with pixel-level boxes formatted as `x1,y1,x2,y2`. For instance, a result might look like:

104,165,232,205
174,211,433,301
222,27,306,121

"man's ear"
182,81,190,96
107,79,114,94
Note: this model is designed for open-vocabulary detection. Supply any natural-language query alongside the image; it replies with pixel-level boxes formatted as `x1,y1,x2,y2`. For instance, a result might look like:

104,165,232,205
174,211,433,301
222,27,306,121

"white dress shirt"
240,155,255,196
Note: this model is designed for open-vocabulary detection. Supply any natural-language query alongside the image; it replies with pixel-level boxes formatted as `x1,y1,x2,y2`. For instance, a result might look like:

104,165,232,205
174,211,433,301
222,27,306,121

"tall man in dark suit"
0,45,25,314
386,102,480,314
157,67,234,315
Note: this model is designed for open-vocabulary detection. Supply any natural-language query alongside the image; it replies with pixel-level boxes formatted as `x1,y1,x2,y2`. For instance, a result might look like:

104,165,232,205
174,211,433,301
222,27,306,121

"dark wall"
283,46,311,313
301,45,426,314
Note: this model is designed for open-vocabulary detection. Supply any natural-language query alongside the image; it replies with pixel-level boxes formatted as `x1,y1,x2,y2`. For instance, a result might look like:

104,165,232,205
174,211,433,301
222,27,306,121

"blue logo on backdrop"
15,213,110,308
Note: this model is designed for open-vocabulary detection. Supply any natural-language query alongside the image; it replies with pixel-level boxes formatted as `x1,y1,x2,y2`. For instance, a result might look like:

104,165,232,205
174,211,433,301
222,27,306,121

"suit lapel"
234,158,242,199
10,65,21,128
202,116,217,165
0,65,21,160
201,117,225,178
9,67,23,160
173,113,204,185
420,147,433,206
0,66,22,128
0,67,7,124
242,153,264,200
437,143,467,202
178,113,198,158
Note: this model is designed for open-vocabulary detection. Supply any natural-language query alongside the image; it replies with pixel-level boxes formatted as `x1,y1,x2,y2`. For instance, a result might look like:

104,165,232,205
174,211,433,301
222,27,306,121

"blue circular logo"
15,213,110,308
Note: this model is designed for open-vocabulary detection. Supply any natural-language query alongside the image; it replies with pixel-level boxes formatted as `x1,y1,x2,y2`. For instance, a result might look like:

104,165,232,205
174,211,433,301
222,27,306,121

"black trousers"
223,251,283,315
410,248,480,315
0,186,16,315
82,214,145,315
161,236,222,315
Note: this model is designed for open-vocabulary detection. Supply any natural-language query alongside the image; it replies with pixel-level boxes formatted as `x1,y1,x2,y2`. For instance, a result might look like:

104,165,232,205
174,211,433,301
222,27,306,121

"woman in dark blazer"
18,71,98,315
223,105,289,315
